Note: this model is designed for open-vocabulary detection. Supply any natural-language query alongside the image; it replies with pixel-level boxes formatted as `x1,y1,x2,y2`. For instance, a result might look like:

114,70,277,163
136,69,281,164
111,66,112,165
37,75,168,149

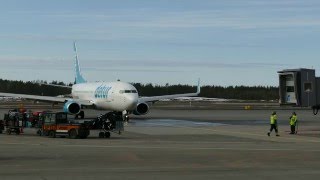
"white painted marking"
56,130,68,133
1,142,320,152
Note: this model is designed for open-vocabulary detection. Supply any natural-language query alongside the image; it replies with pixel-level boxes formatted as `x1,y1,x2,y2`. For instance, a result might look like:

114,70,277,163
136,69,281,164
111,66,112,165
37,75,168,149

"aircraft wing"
39,83,72,88
0,92,93,106
138,79,201,102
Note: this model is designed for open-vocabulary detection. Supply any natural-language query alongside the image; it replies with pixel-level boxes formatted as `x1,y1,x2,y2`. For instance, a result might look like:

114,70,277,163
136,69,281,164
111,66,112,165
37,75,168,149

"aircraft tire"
79,130,89,139
79,135,88,139
69,129,78,139
6,129,11,135
36,129,40,135
105,132,110,138
15,129,20,135
99,132,105,138
48,130,56,138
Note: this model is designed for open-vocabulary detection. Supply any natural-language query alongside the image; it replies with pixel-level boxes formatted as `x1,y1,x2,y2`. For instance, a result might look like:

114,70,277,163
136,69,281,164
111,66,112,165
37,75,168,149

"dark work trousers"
290,125,296,134
270,124,278,133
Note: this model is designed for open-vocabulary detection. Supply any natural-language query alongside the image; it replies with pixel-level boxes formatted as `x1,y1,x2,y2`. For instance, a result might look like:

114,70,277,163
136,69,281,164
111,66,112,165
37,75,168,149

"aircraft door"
285,76,297,104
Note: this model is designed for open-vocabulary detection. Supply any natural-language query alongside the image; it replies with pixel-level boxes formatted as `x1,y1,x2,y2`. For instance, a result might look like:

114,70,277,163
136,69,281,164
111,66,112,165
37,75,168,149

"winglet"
196,78,201,94
74,41,86,84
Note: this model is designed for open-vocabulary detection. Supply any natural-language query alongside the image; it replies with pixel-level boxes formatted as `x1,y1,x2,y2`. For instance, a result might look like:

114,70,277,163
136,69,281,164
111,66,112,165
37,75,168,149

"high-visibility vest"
290,115,297,126
270,115,277,124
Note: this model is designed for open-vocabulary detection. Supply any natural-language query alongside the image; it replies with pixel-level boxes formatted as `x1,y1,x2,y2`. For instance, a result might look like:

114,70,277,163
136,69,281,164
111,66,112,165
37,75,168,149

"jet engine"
133,102,149,115
63,101,81,114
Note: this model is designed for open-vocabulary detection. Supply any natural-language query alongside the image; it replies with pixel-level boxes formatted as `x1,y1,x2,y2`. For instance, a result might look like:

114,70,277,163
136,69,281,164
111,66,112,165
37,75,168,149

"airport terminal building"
278,68,320,107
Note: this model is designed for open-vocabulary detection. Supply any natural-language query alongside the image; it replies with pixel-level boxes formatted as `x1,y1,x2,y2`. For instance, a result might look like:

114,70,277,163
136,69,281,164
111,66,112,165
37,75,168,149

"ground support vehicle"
3,110,26,135
38,111,124,139
84,111,124,138
39,112,90,139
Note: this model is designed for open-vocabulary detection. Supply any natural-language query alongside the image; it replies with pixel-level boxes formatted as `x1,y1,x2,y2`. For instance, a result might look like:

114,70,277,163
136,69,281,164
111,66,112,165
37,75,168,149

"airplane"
0,42,200,120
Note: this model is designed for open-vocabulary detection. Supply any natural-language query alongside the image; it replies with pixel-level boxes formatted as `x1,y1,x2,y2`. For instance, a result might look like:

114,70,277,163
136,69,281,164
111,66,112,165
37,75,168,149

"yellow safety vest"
270,115,277,124
290,115,297,126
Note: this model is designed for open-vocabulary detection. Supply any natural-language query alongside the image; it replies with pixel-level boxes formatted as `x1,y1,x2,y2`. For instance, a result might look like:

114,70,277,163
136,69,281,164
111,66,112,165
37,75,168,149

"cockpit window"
119,90,138,94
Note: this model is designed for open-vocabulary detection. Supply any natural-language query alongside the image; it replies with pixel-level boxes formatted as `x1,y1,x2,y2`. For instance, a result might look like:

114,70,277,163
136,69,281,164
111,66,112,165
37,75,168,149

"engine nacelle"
133,102,149,115
63,101,81,114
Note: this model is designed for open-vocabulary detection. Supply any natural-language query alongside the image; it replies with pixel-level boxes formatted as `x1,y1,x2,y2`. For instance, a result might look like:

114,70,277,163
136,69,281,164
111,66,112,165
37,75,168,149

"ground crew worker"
289,112,297,134
268,111,280,136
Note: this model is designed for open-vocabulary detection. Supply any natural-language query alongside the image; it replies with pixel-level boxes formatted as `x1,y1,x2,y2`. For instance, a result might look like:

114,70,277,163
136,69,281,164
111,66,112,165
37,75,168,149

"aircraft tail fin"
73,41,86,84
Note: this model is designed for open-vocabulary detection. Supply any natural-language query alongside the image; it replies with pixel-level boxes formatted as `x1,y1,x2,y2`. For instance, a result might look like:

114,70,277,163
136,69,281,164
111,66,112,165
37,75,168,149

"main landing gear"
124,114,130,122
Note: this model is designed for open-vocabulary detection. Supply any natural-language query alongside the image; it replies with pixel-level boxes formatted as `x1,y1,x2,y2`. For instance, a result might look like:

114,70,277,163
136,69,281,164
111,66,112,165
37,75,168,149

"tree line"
0,79,278,100
0,79,71,97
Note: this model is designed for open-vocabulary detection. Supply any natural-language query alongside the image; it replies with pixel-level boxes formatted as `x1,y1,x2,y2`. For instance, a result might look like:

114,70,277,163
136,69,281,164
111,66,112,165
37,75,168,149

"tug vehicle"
39,112,90,139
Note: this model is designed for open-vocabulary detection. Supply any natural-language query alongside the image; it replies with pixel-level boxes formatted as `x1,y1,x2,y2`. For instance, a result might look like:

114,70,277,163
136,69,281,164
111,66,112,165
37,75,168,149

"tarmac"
1,108,320,180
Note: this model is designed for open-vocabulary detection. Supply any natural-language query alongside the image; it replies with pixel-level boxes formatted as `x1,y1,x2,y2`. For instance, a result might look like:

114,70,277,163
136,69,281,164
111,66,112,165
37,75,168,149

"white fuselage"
71,81,139,111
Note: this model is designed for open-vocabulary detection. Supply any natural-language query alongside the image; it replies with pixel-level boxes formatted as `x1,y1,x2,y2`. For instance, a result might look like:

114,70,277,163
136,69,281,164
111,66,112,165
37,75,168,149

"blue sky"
0,0,320,86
